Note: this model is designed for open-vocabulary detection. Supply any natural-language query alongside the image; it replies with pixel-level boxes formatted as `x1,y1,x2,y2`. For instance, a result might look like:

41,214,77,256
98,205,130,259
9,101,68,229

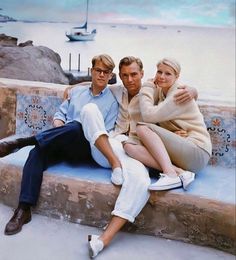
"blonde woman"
124,58,212,191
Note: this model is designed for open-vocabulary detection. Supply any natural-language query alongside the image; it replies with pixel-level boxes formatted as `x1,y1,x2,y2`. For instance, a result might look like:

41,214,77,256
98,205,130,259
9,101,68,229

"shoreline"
1,19,235,30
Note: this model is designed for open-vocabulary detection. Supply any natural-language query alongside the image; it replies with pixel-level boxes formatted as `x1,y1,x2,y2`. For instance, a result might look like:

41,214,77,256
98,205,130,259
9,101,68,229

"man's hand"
174,85,198,105
174,130,188,138
53,119,65,128
63,86,73,100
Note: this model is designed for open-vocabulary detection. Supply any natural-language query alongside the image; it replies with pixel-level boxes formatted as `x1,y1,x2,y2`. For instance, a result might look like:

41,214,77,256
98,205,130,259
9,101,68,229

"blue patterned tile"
16,94,62,136
200,105,235,168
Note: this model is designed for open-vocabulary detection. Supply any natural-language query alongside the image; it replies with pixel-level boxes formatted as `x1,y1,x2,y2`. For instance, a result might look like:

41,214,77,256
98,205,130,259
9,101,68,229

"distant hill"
0,9,17,22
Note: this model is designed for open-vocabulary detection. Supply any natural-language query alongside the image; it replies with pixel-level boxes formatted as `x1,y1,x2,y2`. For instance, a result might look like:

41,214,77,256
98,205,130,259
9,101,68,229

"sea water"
0,22,235,103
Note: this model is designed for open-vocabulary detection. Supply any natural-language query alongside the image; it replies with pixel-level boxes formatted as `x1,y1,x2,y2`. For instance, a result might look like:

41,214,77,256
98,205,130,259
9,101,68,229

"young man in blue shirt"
1,54,121,235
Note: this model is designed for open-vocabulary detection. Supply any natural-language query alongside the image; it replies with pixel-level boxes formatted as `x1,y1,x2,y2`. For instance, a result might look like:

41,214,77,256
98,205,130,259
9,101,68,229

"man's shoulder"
108,84,123,92
70,83,90,94
108,84,123,100
142,80,155,89
105,88,119,107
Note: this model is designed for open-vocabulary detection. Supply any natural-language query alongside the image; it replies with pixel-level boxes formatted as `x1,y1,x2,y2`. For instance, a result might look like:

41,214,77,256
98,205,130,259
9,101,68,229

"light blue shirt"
54,84,118,132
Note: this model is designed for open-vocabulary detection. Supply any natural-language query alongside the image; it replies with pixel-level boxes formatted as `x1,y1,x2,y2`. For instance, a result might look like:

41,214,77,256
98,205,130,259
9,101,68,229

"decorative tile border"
200,105,235,168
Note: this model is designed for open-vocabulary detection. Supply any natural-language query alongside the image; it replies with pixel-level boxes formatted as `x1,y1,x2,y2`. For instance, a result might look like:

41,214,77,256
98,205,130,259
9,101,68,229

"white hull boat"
66,0,96,41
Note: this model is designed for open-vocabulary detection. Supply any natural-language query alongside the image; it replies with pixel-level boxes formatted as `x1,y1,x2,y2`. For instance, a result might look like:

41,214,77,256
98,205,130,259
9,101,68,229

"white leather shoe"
88,235,104,258
111,167,123,185
179,171,195,190
149,174,182,191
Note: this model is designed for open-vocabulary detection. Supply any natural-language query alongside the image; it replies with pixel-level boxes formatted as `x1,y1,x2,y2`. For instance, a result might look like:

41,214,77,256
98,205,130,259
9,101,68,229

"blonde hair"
157,58,181,76
119,56,143,71
92,54,115,71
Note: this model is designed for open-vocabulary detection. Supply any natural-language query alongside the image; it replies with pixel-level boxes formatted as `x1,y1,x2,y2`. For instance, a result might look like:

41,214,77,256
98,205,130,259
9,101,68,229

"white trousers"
80,103,150,222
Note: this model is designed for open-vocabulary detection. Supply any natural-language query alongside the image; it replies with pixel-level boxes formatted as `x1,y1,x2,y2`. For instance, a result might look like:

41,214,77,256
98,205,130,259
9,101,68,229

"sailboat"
66,0,96,41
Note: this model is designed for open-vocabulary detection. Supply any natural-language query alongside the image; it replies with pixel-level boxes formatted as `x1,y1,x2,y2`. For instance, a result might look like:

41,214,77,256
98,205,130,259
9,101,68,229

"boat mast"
85,0,89,32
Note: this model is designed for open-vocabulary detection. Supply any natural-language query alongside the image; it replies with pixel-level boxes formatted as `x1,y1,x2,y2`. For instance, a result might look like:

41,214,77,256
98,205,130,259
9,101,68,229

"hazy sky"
1,0,235,27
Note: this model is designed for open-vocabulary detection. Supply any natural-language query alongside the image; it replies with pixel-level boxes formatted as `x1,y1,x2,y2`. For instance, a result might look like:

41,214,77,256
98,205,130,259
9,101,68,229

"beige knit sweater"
109,84,142,143
139,81,212,156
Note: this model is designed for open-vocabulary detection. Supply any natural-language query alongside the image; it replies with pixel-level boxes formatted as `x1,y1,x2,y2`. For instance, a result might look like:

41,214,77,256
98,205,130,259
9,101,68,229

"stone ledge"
0,147,235,255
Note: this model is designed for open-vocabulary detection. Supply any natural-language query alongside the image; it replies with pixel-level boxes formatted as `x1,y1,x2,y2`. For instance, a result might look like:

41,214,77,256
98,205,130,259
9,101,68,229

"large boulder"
0,34,69,85
0,34,17,47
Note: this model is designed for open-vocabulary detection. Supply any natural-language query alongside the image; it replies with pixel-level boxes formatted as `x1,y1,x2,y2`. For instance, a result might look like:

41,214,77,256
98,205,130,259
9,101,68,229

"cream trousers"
80,103,150,222
143,123,210,172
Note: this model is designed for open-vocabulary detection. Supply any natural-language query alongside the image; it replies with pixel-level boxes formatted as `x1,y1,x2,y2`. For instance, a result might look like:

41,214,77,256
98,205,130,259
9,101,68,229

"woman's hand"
174,130,188,138
174,85,198,104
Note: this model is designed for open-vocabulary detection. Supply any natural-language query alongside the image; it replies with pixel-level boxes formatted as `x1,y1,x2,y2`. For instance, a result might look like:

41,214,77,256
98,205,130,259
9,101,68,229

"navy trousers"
19,121,91,205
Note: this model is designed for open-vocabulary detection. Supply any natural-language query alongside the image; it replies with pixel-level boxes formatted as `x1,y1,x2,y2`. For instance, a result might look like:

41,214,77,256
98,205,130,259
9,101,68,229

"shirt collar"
89,85,108,96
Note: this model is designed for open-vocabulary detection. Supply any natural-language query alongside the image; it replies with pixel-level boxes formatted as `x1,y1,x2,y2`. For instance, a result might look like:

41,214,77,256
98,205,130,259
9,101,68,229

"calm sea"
1,22,235,103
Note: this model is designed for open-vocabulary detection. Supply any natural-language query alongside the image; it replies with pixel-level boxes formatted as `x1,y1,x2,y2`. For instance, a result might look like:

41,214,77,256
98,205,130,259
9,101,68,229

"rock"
0,39,69,85
0,34,17,47
18,40,33,47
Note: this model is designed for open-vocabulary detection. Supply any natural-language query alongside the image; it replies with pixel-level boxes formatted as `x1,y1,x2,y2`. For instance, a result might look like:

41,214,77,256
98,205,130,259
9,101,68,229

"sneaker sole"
88,235,94,258
148,182,182,191
88,243,94,259
111,177,123,186
181,175,195,190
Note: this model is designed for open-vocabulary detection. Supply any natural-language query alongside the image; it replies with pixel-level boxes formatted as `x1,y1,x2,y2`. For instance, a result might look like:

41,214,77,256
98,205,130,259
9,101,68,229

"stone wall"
0,77,235,168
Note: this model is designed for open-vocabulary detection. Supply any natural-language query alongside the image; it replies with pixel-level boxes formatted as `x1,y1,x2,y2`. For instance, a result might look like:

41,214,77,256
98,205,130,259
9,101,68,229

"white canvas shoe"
111,167,123,185
149,174,182,191
179,171,195,190
88,235,104,258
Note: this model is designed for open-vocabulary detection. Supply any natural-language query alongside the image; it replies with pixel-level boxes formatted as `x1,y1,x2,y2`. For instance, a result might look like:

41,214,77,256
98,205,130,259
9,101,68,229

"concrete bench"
0,78,235,254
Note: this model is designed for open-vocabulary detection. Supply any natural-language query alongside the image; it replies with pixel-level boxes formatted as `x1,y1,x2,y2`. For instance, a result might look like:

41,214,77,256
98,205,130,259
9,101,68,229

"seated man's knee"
123,143,136,157
81,103,99,117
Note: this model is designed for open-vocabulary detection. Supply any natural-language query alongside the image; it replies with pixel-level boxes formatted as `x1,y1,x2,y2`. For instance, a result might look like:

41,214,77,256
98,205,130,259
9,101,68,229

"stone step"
0,146,235,255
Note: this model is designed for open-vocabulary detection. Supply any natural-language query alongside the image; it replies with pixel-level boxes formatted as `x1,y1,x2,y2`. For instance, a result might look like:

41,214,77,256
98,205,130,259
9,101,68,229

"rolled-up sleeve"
53,98,70,123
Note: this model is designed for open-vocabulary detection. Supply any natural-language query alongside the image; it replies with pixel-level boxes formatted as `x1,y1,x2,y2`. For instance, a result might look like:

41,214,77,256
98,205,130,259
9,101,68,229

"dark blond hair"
119,56,143,71
92,54,115,71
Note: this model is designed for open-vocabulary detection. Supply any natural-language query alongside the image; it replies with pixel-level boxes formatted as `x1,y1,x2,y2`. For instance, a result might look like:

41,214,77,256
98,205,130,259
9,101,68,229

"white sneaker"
179,171,195,190
88,235,104,258
149,174,182,191
111,167,123,185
